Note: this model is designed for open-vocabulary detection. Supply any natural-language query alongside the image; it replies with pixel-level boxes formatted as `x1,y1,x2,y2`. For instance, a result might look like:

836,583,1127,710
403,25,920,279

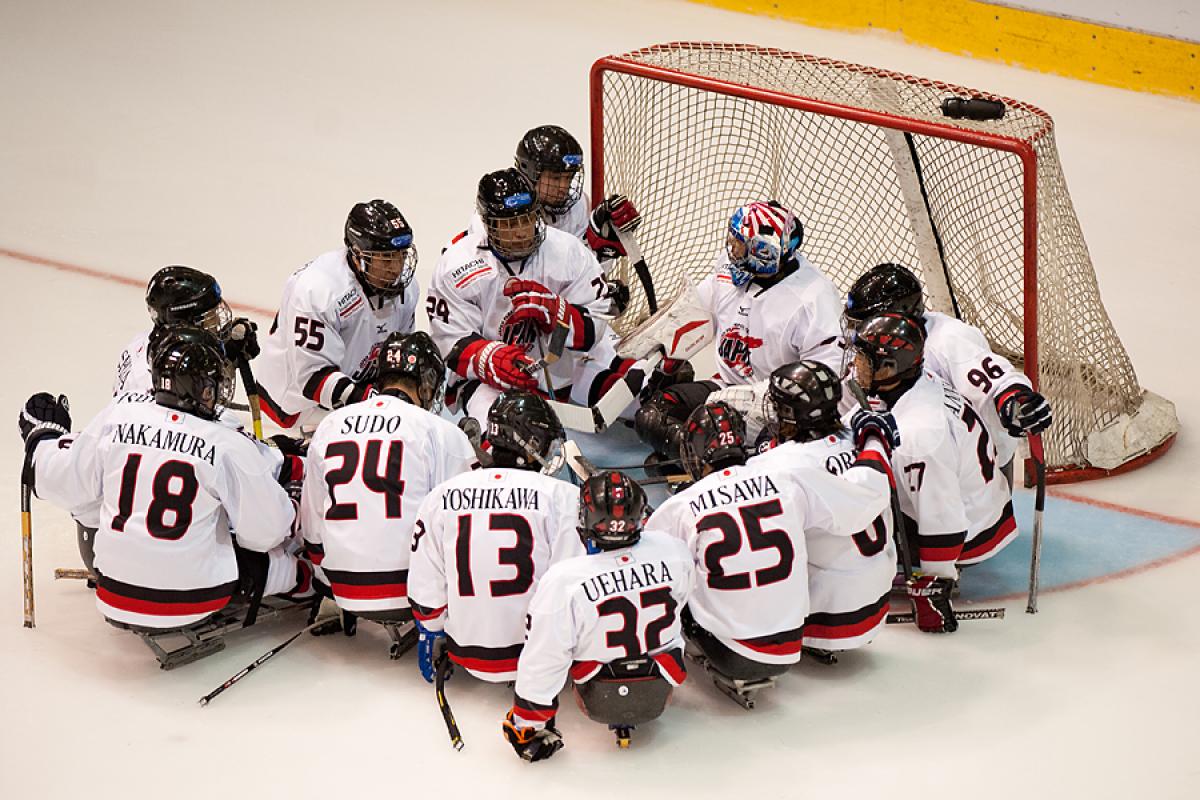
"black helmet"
844,263,925,327
344,199,418,297
477,168,544,261
851,312,926,393
151,334,231,420
680,401,747,480
578,471,647,552
769,360,843,443
514,125,585,216
145,266,231,334
486,391,565,473
376,331,445,411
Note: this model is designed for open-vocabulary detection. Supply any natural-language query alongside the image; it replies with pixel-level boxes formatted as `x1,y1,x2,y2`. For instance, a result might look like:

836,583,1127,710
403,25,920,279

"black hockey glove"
849,408,901,458
330,377,376,409
502,712,564,763
996,386,1052,437
604,277,631,315
269,434,308,458
19,393,71,450
223,318,260,362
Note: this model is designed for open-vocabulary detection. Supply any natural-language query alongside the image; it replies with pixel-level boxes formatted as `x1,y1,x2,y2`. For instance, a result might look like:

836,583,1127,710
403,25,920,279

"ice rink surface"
2,2,1198,797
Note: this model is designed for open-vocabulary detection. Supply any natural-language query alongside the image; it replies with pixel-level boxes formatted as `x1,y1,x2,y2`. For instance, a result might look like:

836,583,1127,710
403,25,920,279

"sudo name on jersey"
581,557,677,603
686,473,779,516
441,486,542,511
112,422,216,466
337,412,406,436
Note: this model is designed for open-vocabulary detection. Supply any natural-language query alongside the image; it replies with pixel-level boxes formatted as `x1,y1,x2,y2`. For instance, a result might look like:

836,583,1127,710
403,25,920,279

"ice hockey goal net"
590,42,1176,483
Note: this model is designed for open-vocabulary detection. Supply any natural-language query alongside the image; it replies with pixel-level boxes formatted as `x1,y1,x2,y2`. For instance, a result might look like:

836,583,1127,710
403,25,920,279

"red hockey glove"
503,279,570,336
906,575,958,634
586,194,641,260
472,341,538,392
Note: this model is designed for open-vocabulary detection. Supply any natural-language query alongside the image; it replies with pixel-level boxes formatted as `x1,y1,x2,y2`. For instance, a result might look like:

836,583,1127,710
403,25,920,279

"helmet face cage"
351,244,418,297
483,208,544,261
768,362,841,442
851,314,925,392
533,165,584,216
680,402,746,479
146,266,229,332
515,125,585,216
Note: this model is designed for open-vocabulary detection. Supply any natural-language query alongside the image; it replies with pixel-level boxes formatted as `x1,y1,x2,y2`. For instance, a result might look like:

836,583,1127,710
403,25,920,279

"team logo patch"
452,258,493,289
717,323,763,378
337,287,365,318
503,192,533,209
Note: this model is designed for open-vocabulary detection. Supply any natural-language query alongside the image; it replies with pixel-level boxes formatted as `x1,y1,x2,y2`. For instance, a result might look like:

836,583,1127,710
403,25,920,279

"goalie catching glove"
586,194,641,261
502,711,564,763
995,386,1052,437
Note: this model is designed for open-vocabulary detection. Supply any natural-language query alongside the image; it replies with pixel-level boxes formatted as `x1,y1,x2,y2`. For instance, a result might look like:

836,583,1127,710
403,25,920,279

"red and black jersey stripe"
257,383,299,428
586,356,638,406
446,334,488,379
409,599,446,623
303,541,325,566
302,366,341,404
804,593,890,641
322,568,408,601
448,638,523,674
512,693,558,723
96,576,237,618
733,625,806,657
853,448,895,487
917,530,966,564
564,304,595,351
652,647,688,685
961,500,1017,561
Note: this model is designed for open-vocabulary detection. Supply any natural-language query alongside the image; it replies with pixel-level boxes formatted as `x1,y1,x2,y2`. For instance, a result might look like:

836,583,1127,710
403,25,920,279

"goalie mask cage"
589,42,1177,483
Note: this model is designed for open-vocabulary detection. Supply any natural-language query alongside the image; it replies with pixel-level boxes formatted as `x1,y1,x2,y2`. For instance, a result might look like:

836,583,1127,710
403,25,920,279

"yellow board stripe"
689,0,1200,101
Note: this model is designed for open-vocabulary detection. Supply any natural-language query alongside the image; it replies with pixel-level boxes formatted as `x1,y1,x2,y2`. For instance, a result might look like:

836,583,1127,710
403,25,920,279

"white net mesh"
593,43,1176,480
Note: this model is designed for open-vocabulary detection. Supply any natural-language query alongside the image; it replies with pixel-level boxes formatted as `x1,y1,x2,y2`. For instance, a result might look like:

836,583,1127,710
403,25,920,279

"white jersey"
32,397,294,629
887,371,1017,579
696,251,843,386
113,329,152,396
407,468,585,681
256,248,419,428
752,431,897,650
509,530,693,727
646,452,890,663
542,190,590,239
427,221,612,405
922,311,1031,467
300,393,476,613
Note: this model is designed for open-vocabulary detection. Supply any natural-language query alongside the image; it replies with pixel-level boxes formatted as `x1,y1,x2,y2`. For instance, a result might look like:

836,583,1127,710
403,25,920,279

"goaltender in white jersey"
300,332,476,615
25,337,301,630
408,392,583,682
256,200,419,430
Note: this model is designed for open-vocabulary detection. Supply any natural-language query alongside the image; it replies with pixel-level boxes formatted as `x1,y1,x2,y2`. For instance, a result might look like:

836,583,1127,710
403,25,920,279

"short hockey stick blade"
563,440,599,482
435,651,465,751
886,607,1006,625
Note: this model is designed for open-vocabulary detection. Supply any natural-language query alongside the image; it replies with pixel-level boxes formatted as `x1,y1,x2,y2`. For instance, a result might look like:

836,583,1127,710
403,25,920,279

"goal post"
589,42,1177,483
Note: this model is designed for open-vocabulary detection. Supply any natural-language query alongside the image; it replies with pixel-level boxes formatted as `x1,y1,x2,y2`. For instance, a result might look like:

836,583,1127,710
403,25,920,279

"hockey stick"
522,321,569,377
886,607,1006,625
563,440,688,487
198,616,329,706
434,648,464,751
20,466,35,629
614,227,657,315
236,358,264,441
846,379,913,581
54,568,91,581
1026,433,1047,614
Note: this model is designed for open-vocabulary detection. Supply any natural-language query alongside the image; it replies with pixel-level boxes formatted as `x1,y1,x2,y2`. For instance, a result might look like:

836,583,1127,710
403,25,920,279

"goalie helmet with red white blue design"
725,201,804,287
